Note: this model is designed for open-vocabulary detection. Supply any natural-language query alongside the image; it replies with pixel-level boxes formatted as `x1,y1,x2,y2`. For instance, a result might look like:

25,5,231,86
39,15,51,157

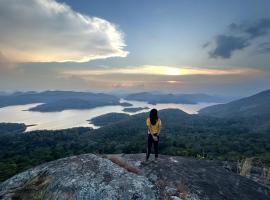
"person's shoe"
154,158,158,163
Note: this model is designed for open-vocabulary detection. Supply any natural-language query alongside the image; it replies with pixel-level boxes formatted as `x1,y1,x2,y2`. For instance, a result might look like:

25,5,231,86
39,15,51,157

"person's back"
146,117,161,137
146,109,161,162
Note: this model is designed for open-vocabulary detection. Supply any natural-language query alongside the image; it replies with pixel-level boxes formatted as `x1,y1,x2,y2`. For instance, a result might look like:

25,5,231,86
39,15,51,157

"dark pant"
146,134,159,159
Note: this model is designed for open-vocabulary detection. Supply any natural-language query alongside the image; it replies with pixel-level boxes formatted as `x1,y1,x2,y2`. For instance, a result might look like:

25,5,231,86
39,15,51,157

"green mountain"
199,89,270,118
199,89,270,132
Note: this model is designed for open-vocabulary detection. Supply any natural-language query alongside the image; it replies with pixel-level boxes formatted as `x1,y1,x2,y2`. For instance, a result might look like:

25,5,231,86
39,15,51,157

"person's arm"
146,118,151,134
157,119,162,135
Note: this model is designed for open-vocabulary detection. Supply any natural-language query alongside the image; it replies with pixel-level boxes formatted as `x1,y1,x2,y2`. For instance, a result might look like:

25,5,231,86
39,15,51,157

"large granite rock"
1,153,270,200
0,154,156,200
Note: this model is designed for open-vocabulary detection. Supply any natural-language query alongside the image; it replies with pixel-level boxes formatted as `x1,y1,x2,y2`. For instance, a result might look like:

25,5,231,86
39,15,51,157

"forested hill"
199,89,270,132
199,89,270,118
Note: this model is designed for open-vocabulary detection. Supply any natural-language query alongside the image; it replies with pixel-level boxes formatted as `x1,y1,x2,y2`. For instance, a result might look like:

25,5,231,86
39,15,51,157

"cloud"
209,35,249,59
202,42,210,48
0,0,128,62
0,51,17,72
0,52,9,69
257,42,270,54
206,18,270,59
0,62,88,91
229,18,270,39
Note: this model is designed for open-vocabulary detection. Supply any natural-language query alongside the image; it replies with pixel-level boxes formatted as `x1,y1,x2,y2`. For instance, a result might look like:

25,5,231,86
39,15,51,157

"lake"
0,99,217,131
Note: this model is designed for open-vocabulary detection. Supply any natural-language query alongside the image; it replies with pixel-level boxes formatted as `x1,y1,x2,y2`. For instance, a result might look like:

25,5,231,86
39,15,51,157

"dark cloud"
257,42,270,54
229,18,270,39
209,35,249,59
207,18,270,59
202,42,210,48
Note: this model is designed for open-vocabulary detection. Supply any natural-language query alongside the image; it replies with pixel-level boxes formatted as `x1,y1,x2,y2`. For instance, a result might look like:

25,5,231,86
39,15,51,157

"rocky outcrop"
1,154,270,200
0,154,156,200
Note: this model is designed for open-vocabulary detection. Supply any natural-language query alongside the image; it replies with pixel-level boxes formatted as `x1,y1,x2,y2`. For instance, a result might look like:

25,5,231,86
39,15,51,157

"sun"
142,66,182,76
164,67,182,76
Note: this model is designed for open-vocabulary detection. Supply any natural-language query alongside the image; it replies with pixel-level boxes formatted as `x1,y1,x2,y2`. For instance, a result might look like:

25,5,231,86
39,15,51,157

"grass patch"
176,180,189,199
106,156,140,175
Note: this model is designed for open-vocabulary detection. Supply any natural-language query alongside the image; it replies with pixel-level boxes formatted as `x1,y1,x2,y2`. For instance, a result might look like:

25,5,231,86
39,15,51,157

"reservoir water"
0,99,217,131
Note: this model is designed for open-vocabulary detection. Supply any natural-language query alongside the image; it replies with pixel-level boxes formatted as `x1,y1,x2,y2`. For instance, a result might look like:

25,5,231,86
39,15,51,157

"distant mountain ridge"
199,89,270,132
199,89,270,118
0,91,121,112
0,90,235,112
125,92,232,104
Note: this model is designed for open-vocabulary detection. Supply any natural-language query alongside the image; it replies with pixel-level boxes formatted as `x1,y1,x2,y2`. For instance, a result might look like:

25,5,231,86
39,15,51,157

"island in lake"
0,91,122,112
119,102,133,107
123,107,149,113
89,112,130,126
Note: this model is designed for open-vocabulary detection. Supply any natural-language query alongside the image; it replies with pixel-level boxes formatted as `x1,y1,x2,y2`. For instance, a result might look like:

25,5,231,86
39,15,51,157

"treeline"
0,127,93,182
0,123,26,133
0,109,270,182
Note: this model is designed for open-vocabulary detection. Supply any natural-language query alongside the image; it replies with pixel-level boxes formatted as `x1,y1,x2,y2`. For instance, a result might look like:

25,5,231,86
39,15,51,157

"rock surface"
1,153,270,200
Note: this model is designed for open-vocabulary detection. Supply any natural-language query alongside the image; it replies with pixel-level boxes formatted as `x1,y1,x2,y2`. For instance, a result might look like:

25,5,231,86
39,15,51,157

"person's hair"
149,109,158,125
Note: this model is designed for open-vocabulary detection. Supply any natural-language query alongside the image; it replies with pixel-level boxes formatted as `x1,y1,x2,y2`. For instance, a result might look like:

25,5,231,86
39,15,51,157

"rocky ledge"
0,154,269,200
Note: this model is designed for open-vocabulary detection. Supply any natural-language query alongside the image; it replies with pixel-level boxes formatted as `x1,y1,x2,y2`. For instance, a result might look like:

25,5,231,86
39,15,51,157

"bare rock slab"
0,154,156,200
1,153,270,200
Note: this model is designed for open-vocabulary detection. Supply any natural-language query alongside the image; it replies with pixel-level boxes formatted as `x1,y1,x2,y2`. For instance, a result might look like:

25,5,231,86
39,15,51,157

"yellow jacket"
146,117,161,136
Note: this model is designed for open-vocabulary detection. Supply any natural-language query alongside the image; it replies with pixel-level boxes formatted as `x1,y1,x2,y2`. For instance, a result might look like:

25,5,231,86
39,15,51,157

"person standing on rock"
146,108,161,162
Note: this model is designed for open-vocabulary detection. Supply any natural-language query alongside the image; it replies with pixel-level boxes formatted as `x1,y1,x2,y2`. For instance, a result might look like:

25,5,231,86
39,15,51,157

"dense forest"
1,109,270,182
90,113,130,126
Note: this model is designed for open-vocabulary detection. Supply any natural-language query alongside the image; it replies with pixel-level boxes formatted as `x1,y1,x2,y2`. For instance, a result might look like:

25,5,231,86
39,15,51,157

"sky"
0,0,270,96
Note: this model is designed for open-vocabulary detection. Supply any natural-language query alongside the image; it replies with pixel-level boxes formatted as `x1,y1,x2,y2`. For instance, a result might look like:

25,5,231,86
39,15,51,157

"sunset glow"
63,66,262,77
